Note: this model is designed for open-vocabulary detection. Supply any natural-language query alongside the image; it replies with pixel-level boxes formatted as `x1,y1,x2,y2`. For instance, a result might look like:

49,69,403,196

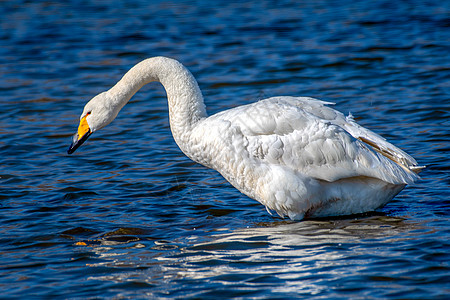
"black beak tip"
67,131,92,155
67,144,76,155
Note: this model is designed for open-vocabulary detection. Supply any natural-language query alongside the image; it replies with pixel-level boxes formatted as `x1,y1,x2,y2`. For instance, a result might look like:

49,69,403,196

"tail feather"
357,136,425,175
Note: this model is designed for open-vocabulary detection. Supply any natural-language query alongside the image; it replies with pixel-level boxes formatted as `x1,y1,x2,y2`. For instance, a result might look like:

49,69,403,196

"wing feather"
209,96,420,185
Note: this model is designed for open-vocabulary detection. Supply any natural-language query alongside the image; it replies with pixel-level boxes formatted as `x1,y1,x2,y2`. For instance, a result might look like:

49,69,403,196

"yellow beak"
67,115,92,154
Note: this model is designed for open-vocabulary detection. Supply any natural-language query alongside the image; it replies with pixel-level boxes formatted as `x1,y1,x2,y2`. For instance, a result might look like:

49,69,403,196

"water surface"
1,0,449,298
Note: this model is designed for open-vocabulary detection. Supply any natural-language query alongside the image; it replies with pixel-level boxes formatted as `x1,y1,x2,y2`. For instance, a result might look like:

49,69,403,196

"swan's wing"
213,96,420,185
285,96,422,171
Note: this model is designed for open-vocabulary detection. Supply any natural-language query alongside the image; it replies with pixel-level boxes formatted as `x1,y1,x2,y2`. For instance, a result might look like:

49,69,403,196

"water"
1,0,449,298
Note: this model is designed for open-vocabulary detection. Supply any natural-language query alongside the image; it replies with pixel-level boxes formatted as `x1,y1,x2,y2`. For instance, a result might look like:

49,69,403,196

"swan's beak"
67,115,92,154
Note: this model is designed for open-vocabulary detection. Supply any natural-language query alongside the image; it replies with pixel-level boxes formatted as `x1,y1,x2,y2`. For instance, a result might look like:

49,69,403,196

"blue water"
1,0,449,298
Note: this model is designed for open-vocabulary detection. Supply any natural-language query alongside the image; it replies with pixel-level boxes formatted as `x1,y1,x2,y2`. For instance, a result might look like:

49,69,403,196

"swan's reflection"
160,216,426,296
84,215,428,296
160,216,415,280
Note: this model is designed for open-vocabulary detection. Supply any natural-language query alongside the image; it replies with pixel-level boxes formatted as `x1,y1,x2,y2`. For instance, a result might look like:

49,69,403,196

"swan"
68,57,423,220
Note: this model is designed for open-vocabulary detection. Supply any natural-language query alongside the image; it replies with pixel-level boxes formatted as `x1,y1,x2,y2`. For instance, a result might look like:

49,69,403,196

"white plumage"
68,57,423,220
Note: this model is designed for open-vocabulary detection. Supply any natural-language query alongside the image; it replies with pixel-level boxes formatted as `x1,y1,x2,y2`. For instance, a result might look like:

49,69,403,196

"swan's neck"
108,57,207,145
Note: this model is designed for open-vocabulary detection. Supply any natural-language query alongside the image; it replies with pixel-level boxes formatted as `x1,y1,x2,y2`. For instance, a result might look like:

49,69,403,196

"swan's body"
68,57,423,220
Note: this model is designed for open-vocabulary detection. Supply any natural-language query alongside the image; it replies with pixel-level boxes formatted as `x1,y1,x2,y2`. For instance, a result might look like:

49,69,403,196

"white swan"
68,57,423,220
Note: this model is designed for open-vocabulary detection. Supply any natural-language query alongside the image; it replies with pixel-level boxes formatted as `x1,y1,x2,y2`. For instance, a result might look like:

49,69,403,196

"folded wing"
215,96,421,185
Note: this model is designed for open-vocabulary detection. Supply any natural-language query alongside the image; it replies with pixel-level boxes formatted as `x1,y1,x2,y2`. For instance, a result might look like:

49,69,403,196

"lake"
0,0,449,298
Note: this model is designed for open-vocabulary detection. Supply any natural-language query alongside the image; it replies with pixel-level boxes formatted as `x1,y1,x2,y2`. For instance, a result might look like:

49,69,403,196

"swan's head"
68,91,120,154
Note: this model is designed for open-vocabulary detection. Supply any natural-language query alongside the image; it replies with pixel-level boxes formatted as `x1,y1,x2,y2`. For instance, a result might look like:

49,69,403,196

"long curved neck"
108,57,207,144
